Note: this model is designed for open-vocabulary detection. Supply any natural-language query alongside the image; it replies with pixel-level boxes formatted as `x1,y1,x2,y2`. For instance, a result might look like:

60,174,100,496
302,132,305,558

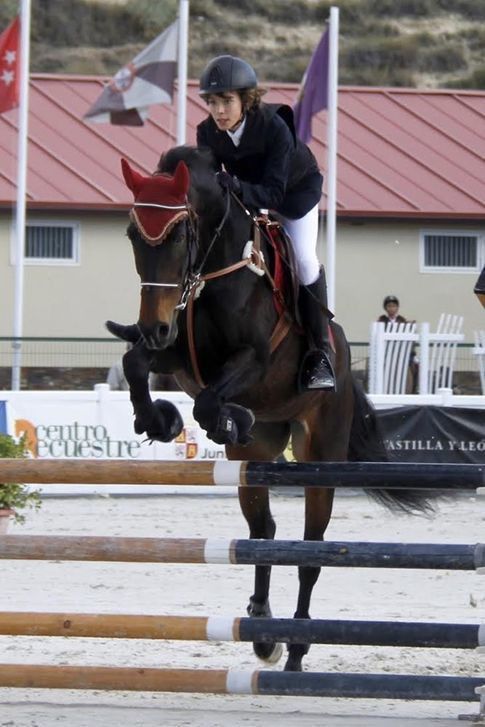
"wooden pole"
0,535,481,570
0,458,482,489
0,611,479,648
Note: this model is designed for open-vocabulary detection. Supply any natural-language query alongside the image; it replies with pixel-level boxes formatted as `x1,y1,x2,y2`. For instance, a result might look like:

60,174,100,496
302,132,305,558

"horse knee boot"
298,268,336,391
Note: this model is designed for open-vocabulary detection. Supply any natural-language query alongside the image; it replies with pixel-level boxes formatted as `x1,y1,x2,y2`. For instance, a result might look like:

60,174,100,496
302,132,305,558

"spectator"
106,344,131,391
377,295,408,325
377,295,418,393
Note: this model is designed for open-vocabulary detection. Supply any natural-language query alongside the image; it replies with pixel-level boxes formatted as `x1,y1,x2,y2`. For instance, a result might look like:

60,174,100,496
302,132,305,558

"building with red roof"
1,74,484,344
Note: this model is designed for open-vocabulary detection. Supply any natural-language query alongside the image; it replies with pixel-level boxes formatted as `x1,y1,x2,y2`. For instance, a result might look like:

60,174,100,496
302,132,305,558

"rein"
135,188,294,390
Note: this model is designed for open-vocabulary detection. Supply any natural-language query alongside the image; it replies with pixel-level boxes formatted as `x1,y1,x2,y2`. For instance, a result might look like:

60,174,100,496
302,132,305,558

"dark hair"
200,87,266,112
383,295,399,308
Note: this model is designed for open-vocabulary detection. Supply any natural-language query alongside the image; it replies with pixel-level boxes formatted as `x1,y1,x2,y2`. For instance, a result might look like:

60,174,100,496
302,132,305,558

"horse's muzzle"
138,320,178,350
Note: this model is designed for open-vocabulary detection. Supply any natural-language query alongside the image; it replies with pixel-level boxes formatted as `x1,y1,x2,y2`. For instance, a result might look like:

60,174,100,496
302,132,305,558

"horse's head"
122,157,194,350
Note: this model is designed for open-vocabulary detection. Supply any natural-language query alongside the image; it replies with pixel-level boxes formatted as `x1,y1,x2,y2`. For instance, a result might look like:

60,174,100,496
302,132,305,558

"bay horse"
107,145,431,672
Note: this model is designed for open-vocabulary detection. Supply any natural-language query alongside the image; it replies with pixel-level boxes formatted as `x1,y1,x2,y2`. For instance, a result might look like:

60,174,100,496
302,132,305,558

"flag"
293,27,329,143
0,15,20,114
84,20,178,126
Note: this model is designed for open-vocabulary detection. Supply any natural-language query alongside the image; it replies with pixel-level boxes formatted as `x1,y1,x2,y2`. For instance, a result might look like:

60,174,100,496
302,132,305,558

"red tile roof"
1,74,485,219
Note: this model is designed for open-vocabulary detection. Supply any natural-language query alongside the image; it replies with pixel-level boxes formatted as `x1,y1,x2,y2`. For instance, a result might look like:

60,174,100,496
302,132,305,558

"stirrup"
299,349,336,391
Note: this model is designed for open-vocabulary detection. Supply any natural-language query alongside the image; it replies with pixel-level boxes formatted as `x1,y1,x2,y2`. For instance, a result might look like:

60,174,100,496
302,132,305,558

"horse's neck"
198,215,246,272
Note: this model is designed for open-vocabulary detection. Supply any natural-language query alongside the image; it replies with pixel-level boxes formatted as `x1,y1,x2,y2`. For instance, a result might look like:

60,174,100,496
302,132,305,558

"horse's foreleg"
123,345,183,443
284,487,335,672
193,346,265,446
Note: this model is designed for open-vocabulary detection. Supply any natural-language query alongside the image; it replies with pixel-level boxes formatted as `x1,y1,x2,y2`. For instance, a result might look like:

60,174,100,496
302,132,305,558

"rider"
197,54,335,391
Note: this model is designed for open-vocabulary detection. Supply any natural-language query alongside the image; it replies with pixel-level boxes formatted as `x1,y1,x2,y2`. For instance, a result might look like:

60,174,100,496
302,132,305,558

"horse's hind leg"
226,420,291,665
284,407,350,672
284,486,334,671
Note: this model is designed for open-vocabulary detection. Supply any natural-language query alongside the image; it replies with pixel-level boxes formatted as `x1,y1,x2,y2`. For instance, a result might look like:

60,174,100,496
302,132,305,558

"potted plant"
0,433,42,531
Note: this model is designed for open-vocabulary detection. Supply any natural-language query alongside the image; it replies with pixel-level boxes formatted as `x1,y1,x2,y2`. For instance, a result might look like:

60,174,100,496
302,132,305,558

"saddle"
250,212,302,349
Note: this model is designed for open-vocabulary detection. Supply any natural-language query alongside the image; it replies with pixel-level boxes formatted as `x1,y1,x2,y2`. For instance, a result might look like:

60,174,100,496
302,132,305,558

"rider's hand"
216,171,241,196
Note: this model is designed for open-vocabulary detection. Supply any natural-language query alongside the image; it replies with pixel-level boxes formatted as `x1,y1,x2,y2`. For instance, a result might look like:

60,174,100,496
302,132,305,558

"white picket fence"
368,313,464,395
473,330,485,395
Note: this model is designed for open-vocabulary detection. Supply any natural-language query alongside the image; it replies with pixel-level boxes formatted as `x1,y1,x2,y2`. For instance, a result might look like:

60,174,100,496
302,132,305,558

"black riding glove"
216,171,241,196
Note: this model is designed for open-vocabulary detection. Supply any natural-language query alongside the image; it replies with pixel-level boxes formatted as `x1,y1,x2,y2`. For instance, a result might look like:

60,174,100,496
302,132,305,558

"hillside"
2,0,485,89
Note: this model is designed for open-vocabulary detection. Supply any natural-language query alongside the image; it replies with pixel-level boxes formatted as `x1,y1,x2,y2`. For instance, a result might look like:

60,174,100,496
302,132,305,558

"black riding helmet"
199,55,258,95
383,295,399,308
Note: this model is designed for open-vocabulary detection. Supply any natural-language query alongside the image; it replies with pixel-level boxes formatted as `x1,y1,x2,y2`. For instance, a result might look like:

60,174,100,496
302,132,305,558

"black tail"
348,378,434,516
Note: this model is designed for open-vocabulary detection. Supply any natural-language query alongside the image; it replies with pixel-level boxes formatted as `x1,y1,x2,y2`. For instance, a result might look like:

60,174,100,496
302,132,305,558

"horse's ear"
173,161,190,196
121,158,144,196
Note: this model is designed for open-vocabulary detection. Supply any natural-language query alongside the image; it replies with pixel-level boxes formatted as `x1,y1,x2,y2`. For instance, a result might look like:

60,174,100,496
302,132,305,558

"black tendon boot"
298,268,336,391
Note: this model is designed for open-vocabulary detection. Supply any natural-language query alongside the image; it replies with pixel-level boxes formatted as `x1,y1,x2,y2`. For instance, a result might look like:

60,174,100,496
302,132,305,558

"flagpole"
326,6,339,313
176,0,189,144
11,0,31,390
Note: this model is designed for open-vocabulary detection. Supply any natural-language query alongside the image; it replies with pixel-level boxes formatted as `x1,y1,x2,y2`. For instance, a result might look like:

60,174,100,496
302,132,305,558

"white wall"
1,213,484,343
323,219,484,342
1,212,139,338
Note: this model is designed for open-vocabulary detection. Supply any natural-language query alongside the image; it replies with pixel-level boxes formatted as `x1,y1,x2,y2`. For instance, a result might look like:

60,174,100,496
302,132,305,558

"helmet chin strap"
228,113,245,133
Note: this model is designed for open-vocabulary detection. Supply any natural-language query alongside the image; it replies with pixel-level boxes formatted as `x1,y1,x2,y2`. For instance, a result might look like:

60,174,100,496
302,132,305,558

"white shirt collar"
226,116,246,147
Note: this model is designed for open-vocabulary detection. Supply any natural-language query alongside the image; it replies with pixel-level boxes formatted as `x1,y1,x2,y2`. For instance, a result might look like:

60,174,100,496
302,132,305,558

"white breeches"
279,203,320,285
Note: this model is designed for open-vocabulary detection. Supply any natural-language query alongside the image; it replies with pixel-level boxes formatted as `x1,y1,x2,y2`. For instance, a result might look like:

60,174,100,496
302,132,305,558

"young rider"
197,54,335,391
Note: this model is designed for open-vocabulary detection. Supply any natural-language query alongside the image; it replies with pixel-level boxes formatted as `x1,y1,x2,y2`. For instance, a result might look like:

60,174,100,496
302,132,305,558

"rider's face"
206,92,243,131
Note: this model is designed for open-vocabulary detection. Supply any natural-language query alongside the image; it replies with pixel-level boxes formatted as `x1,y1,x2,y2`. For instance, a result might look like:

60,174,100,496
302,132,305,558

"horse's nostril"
157,322,169,338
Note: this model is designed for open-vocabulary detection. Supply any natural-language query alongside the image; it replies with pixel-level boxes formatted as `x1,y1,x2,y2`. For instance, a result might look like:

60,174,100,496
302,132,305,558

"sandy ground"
1,489,485,726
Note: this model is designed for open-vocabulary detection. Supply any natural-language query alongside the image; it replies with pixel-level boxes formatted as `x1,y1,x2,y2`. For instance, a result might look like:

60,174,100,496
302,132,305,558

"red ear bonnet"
120,158,190,244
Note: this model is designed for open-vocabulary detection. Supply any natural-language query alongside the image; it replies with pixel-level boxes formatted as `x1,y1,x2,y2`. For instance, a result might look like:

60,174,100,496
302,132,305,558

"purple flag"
293,28,329,143
84,21,178,126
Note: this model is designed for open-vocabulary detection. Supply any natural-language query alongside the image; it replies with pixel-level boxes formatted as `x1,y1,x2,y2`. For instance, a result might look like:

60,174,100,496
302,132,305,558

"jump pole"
0,534,483,570
0,611,482,649
0,664,481,700
0,458,483,489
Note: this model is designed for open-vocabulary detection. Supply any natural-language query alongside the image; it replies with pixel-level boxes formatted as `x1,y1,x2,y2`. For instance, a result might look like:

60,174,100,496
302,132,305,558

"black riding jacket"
196,103,323,220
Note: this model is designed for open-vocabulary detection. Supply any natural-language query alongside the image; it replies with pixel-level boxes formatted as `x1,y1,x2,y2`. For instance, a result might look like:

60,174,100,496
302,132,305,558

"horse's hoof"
284,642,309,672
106,320,141,344
247,597,283,665
135,400,184,443
254,641,283,664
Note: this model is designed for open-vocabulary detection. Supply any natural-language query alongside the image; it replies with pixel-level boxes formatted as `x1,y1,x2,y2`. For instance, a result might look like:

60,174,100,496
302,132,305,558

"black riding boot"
298,269,336,391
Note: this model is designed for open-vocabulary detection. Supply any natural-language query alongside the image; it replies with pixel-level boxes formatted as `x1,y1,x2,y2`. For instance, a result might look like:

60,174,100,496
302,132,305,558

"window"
420,230,484,273
11,220,80,265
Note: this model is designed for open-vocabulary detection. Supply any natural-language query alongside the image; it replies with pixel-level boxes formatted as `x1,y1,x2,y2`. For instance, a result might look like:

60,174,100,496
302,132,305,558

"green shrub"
446,66,485,90
366,0,440,17
417,44,467,73
0,434,42,525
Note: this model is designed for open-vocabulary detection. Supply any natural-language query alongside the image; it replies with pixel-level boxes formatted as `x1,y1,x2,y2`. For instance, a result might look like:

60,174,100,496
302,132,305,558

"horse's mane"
157,145,218,179
158,145,224,217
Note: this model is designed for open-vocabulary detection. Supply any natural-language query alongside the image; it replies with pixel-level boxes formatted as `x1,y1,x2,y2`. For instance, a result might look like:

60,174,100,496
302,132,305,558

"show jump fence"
1,457,485,711
369,313,464,395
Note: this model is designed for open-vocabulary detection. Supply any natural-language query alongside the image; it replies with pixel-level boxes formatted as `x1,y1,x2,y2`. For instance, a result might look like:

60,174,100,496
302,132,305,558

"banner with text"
376,406,485,464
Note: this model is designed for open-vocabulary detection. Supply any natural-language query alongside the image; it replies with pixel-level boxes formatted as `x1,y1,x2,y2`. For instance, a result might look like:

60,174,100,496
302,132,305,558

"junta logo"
175,426,198,459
